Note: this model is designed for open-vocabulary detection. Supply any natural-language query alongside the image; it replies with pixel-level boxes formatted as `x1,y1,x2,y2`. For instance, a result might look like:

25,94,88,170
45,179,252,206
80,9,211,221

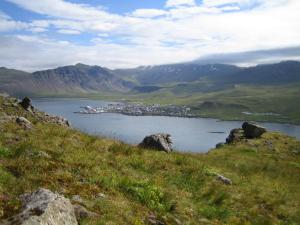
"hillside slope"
33,63,134,93
0,95,299,224
0,64,134,96
0,68,35,96
214,61,300,85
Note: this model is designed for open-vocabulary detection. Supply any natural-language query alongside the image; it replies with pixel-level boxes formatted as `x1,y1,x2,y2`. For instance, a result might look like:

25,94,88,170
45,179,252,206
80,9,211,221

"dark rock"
242,122,266,138
1,188,78,225
19,97,34,111
139,133,173,152
224,121,267,145
226,128,245,144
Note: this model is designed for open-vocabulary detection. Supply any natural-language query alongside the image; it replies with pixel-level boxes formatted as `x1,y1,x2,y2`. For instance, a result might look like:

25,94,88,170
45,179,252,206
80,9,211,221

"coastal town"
74,103,194,117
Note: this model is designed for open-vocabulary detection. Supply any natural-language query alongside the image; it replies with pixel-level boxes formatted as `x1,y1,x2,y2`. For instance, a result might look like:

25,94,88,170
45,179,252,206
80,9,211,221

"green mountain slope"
0,95,300,224
214,61,300,85
0,64,134,96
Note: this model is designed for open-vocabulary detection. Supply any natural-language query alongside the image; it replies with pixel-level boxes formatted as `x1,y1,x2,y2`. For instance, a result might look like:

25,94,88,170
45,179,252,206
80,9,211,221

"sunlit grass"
0,96,300,224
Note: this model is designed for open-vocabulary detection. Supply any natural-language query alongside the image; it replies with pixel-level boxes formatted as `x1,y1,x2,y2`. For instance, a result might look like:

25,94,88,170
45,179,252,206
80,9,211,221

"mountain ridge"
0,64,135,96
1,60,300,98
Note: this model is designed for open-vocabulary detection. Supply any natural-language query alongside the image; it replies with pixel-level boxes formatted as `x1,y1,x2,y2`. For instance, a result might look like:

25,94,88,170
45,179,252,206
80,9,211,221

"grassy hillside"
0,95,300,224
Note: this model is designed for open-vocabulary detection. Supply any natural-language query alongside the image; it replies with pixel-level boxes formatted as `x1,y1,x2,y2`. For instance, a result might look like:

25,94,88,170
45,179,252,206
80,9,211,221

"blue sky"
0,0,299,71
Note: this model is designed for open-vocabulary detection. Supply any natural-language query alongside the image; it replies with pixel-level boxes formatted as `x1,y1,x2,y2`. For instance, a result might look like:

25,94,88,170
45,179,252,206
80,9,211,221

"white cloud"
1,0,300,69
220,6,241,11
6,0,117,20
57,29,81,35
202,0,257,7
165,0,196,8
0,17,28,32
28,27,48,33
131,9,167,18
0,35,202,71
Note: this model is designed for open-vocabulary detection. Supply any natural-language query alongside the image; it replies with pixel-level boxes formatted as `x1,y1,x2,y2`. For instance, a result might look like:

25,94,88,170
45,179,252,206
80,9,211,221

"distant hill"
1,61,300,96
0,67,35,96
32,63,134,93
0,64,134,96
163,61,300,94
114,63,241,85
215,61,300,85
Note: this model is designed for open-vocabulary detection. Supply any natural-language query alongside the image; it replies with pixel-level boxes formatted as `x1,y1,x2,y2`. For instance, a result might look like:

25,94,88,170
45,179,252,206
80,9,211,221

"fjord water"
33,98,300,152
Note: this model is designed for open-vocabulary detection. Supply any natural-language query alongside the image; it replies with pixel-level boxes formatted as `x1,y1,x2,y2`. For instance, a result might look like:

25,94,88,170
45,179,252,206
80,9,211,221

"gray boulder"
0,188,78,225
16,117,32,129
139,133,173,153
224,122,267,144
242,122,266,138
226,128,245,144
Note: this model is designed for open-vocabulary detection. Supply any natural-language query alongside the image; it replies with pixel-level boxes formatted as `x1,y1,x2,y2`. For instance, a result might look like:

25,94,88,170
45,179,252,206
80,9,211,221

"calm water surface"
33,98,300,152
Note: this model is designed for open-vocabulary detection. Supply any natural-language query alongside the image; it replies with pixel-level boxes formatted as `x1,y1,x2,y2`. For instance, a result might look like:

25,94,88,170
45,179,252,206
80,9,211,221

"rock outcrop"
19,97,34,112
242,122,267,138
17,97,70,127
139,133,173,152
226,128,245,143
226,122,267,144
39,114,70,127
1,188,78,225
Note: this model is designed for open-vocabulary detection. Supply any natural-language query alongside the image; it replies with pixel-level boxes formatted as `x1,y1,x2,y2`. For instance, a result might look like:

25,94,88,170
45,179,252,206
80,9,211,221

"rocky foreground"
0,95,300,225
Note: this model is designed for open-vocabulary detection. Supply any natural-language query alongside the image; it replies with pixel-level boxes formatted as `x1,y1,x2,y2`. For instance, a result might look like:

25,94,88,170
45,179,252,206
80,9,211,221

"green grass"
0,95,300,224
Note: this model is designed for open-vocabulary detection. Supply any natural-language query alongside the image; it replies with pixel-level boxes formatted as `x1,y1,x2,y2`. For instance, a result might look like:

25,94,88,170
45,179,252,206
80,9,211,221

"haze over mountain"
114,64,242,85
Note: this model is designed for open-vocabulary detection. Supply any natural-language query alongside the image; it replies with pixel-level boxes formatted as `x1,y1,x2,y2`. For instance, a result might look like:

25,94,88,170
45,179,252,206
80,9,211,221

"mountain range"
0,63,134,96
1,61,300,96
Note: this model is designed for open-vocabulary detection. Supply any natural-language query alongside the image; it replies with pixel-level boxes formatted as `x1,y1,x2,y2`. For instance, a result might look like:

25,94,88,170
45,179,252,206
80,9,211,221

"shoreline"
32,96,300,126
